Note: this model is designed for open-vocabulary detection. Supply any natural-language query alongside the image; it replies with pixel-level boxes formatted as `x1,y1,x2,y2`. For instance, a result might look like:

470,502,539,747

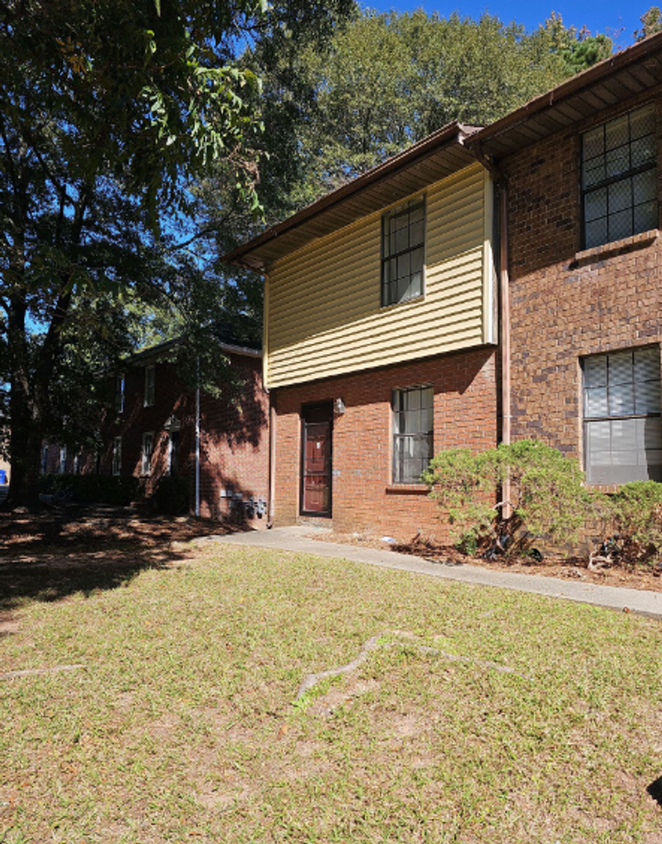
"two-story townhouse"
42,335,270,524
104,337,270,522
227,125,500,537
227,31,662,540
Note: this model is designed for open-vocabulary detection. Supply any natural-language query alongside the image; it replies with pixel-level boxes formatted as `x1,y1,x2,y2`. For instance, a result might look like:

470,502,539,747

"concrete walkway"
207,525,662,620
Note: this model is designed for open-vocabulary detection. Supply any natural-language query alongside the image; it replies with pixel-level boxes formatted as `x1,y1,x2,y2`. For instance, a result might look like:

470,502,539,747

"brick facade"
272,347,498,540
105,353,269,523
503,94,662,479
43,350,270,525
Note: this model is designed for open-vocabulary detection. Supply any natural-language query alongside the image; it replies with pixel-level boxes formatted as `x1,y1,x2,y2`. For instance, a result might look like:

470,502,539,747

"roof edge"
466,30,662,151
223,121,470,270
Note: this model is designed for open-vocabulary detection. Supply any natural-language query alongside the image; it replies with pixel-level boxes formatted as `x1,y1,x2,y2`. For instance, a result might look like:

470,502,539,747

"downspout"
195,357,200,518
499,185,512,519
263,272,276,529
466,140,512,518
267,393,276,529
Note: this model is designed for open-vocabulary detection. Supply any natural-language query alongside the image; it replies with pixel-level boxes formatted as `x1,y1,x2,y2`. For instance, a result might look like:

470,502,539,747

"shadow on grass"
0,506,234,616
647,776,662,808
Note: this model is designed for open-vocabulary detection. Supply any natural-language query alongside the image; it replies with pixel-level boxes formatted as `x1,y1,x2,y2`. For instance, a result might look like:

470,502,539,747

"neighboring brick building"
43,337,270,525
227,32,662,540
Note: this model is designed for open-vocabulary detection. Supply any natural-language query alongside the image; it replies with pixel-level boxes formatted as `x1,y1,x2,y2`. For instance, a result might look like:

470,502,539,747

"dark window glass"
583,347,662,484
382,198,425,307
392,386,434,484
581,104,657,249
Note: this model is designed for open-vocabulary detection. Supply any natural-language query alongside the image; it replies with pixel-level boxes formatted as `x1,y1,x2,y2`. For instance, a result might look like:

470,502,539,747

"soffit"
467,32,662,160
224,124,476,271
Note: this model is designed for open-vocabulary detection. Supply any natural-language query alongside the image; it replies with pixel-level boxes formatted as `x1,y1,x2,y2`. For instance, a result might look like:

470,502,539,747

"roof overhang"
225,30,662,273
466,30,662,160
223,122,478,272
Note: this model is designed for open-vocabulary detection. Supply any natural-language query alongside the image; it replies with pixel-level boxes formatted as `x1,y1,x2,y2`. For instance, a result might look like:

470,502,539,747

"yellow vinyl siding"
266,163,494,388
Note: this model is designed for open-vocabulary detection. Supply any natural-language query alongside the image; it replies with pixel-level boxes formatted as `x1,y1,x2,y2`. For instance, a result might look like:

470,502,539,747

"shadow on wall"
201,368,267,450
199,472,268,530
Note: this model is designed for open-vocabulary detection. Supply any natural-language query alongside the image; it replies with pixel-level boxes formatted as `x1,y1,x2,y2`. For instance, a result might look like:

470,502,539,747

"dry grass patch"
1,530,661,843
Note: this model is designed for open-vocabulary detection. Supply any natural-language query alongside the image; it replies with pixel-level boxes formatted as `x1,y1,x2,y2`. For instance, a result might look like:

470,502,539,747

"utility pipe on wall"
195,358,200,518
466,141,512,519
499,185,512,519
267,392,276,528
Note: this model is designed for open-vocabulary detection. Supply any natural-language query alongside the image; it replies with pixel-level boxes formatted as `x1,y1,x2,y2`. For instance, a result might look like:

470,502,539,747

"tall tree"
635,6,662,40
0,0,353,506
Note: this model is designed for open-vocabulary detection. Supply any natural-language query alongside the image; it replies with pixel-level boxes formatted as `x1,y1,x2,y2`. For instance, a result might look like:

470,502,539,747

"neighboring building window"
144,365,155,407
168,431,180,476
115,374,125,414
58,446,66,474
381,197,425,307
112,437,122,476
581,103,657,249
41,445,48,474
73,453,80,475
392,385,434,484
583,347,662,484
141,432,153,475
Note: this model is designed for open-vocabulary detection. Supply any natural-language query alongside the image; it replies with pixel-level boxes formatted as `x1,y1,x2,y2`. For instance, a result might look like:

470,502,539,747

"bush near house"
422,440,593,556
39,473,140,506
595,481,662,568
424,441,662,568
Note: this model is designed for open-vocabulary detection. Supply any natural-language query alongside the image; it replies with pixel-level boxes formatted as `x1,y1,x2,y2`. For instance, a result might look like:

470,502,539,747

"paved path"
205,526,662,620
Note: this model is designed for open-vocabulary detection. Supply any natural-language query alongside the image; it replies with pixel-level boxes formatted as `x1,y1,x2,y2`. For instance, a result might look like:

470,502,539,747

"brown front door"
301,403,333,516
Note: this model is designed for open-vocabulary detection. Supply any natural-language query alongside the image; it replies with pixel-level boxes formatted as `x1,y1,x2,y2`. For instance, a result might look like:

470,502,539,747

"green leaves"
423,440,593,555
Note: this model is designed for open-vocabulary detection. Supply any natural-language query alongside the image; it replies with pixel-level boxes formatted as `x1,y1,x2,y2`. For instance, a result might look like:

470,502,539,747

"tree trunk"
7,394,43,509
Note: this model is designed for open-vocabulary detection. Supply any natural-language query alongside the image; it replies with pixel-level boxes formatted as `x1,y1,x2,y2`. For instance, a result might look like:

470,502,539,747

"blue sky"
365,1,649,49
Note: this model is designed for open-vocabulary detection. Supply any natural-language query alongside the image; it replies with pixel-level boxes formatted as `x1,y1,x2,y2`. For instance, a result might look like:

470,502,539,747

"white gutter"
195,358,200,518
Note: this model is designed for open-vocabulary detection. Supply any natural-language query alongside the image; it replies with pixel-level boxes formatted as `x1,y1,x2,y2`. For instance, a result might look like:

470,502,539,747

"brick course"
273,347,498,540
44,352,269,525
503,94,662,475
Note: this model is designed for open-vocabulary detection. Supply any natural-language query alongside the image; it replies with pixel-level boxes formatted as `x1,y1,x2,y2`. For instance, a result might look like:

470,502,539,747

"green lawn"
1,541,662,843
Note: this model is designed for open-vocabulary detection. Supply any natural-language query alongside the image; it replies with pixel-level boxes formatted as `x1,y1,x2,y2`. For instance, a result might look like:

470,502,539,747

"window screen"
382,198,425,307
115,374,125,414
141,432,153,475
393,385,433,484
581,104,657,249
112,436,122,476
144,366,155,407
583,347,662,484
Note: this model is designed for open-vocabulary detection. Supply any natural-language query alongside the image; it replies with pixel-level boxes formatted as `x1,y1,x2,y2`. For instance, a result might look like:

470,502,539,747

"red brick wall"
273,347,498,541
503,93,662,473
100,352,269,524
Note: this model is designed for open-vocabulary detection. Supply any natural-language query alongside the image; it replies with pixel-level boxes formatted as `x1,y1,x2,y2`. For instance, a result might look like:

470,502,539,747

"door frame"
299,400,333,517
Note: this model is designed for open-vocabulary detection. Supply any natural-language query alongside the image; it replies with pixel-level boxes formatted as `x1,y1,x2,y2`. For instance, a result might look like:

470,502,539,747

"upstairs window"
382,198,425,307
115,374,125,414
141,432,153,475
581,104,657,249
144,365,155,407
392,385,433,484
583,347,662,484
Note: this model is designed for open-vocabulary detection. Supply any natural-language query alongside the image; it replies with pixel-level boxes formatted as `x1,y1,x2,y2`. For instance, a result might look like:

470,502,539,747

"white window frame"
583,346,662,484
115,374,125,414
144,365,155,407
381,196,426,308
141,432,153,475
112,436,122,476
392,385,434,485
